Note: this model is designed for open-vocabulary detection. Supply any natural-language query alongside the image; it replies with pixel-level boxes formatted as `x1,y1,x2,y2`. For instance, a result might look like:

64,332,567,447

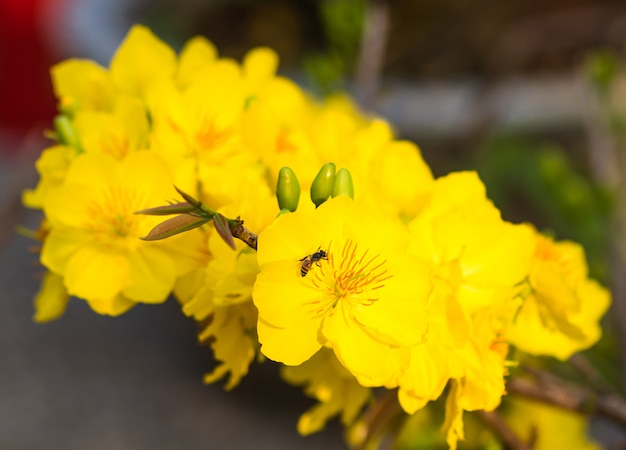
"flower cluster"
24,25,610,448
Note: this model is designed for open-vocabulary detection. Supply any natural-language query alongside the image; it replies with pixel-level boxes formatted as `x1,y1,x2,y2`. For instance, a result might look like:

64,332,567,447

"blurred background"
1,0,625,448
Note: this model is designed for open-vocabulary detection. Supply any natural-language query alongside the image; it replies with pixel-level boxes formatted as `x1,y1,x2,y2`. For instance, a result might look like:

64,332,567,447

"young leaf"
135,202,198,216
140,214,210,241
213,213,236,250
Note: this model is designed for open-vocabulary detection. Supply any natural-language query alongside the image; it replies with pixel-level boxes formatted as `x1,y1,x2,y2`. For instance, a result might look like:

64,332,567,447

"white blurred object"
40,0,145,64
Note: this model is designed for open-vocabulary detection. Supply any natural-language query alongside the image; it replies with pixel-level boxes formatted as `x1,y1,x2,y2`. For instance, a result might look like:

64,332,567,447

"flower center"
310,239,392,309
84,186,144,241
99,134,131,160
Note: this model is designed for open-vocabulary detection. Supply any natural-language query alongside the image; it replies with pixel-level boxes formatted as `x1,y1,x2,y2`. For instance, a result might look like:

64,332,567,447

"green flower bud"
332,168,354,199
276,167,301,212
310,162,336,207
54,115,82,152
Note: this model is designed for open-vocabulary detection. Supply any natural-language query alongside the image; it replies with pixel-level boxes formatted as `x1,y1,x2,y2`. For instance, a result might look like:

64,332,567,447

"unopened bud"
310,162,336,207
54,115,82,152
276,167,301,212
332,168,354,199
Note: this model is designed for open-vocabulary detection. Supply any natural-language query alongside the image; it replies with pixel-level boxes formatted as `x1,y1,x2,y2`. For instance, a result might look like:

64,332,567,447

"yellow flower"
109,25,177,99
176,36,218,88
148,58,261,206
181,183,276,319
364,139,434,220
73,96,150,159
175,185,276,390
51,59,115,113
22,145,75,209
398,172,533,415
199,302,258,390
281,348,371,435
40,152,199,315
505,229,610,360
33,271,70,323
253,195,431,387
505,397,601,450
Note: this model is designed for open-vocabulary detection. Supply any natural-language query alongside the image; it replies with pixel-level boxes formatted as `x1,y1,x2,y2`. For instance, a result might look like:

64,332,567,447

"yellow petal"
243,47,279,86
253,260,326,327
86,294,135,316
353,255,430,347
51,59,114,111
109,25,177,98
257,316,322,365
123,245,176,303
63,246,129,300
33,271,70,323
322,304,409,387
177,36,218,87
442,380,465,450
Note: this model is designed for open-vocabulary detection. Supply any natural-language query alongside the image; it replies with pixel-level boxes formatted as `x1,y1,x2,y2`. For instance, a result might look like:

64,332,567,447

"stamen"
300,239,393,319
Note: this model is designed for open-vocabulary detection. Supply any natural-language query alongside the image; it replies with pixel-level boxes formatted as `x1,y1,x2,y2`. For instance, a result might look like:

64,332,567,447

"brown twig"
475,410,533,450
350,390,403,450
507,376,626,428
355,0,389,110
570,353,614,392
230,220,258,251
581,69,626,390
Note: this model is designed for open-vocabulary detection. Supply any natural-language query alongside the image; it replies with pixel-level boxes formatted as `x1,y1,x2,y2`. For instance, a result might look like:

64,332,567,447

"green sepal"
276,167,301,212
310,162,336,207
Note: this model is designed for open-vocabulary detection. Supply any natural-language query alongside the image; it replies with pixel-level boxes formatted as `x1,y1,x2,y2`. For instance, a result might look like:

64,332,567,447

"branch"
230,219,258,251
355,0,389,109
475,410,533,450
350,390,403,450
507,376,626,428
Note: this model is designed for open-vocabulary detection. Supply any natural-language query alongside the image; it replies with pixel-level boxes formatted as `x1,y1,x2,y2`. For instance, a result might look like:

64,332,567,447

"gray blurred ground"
0,155,345,450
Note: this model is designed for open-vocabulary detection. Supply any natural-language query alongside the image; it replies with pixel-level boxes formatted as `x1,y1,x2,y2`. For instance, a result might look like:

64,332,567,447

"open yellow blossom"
72,96,150,160
181,183,277,319
148,59,261,206
505,228,610,359
175,185,276,390
40,152,199,315
51,59,114,113
253,195,432,387
398,172,533,413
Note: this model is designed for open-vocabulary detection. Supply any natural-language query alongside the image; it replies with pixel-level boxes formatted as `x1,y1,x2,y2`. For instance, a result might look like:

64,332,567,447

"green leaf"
135,202,197,216
140,214,210,241
174,186,202,207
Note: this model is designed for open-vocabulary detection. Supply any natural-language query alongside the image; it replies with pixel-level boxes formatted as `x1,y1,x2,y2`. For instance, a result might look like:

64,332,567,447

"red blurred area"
0,0,59,153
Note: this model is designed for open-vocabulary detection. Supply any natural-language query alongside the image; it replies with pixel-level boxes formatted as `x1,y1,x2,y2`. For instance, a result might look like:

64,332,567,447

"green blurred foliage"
586,50,619,96
304,0,365,94
477,135,612,283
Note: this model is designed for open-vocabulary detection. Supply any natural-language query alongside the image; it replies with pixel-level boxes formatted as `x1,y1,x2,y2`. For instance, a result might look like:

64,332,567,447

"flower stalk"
136,187,258,250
